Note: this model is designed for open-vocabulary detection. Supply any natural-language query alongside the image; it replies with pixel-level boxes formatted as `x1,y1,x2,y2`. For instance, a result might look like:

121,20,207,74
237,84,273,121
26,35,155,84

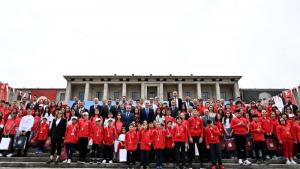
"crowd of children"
0,93,300,169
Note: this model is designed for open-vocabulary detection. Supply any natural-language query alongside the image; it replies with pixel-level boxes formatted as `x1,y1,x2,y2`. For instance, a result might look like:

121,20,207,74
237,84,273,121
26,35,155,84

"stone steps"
0,162,299,169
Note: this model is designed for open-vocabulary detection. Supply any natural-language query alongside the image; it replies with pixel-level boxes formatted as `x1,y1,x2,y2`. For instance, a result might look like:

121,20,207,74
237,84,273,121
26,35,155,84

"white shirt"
56,118,61,126
18,115,34,132
224,118,231,129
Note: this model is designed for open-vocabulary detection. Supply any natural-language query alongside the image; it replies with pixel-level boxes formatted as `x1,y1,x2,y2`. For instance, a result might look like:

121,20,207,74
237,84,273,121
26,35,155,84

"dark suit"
50,118,67,139
168,97,183,111
184,101,194,108
107,104,117,117
89,104,102,117
283,104,298,114
169,106,179,118
50,118,67,156
140,108,155,123
101,105,110,119
122,112,134,130
185,112,193,120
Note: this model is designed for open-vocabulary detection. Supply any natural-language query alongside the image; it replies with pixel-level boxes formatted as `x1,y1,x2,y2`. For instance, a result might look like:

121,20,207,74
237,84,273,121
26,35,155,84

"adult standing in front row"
47,111,67,164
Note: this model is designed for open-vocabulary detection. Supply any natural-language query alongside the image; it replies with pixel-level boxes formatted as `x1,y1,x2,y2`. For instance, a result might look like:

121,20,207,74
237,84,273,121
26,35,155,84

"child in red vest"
36,117,49,154
173,117,188,169
250,114,266,163
125,123,138,168
77,112,92,163
152,123,166,169
2,111,19,157
102,119,117,164
204,119,224,169
164,121,174,164
90,118,104,163
277,117,297,165
139,121,152,169
64,116,78,164
294,118,300,159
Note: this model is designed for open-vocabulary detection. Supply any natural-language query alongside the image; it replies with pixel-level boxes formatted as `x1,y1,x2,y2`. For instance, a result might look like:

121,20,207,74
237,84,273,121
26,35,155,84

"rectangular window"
113,92,120,100
185,92,191,97
59,93,65,101
221,92,226,100
78,91,84,101
96,92,103,100
202,92,208,101
131,92,138,101
149,92,156,98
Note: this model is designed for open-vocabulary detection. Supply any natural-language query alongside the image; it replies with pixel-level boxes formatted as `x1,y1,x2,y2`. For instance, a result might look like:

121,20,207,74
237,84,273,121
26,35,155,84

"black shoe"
46,159,53,164
55,158,60,164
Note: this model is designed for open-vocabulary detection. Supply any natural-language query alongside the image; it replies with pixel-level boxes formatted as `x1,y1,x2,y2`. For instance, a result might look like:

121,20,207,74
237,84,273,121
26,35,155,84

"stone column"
178,83,183,99
65,81,72,102
141,83,145,99
122,83,127,97
103,83,108,99
215,82,221,100
197,83,202,99
234,82,240,99
84,82,90,101
159,83,164,101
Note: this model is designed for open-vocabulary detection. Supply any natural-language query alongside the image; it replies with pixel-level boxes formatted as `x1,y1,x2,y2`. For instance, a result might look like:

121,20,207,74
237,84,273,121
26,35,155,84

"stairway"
0,148,299,169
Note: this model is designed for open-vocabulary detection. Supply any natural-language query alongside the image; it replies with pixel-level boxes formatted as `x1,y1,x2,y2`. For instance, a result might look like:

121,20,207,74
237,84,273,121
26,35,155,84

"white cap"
95,118,101,122
71,116,78,120
83,112,89,116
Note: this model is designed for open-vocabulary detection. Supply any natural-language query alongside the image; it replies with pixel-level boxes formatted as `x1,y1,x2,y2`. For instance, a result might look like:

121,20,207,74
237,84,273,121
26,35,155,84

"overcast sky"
0,0,299,89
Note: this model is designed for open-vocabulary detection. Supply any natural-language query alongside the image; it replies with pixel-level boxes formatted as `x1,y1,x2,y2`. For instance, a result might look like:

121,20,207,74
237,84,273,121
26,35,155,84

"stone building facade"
64,75,242,101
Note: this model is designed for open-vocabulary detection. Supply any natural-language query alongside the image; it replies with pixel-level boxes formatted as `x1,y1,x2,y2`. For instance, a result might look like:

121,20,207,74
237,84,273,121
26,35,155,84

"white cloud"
0,0,299,88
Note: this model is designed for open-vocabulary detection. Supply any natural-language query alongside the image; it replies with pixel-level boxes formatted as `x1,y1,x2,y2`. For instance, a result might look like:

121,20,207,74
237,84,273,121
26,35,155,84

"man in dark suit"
169,99,179,118
101,98,110,119
185,106,193,120
140,101,155,123
107,98,117,117
184,96,194,108
89,98,101,117
78,101,89,115
283,99,298,113
122,105,134,130
168,90,183,111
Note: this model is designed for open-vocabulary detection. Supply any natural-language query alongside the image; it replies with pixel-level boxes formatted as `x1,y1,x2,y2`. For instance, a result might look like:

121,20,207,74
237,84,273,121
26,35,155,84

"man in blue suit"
122,105,134,130
140,101,155,123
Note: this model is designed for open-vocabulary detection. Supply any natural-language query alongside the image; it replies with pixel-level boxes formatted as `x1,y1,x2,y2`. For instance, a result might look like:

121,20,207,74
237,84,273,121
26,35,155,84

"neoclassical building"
64,75,242,101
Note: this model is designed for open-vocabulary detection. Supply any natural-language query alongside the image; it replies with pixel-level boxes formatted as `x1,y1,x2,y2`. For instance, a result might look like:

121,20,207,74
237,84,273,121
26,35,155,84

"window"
59,93,65,101
184,92,191,97
202,92,208,101
96,92,103,100
78,91,84,101
149,92,156,98
131,92,138,101
221,92,226,100
113,92,120,99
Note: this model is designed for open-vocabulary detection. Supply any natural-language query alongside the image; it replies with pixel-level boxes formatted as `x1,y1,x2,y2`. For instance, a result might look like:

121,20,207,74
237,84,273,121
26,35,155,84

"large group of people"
0,90,300,169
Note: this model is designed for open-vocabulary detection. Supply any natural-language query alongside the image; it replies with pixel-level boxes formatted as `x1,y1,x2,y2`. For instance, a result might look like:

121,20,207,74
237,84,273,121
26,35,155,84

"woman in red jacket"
102,119,117,164
139,121,152,169
125,123,138,168
250,114,266,163
204,120,224,169
173,117,188,169
90,118,104,163
64,116,78,164
36,117,49,154
277,117,297,165
152,123,166,169
77,112,92,163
